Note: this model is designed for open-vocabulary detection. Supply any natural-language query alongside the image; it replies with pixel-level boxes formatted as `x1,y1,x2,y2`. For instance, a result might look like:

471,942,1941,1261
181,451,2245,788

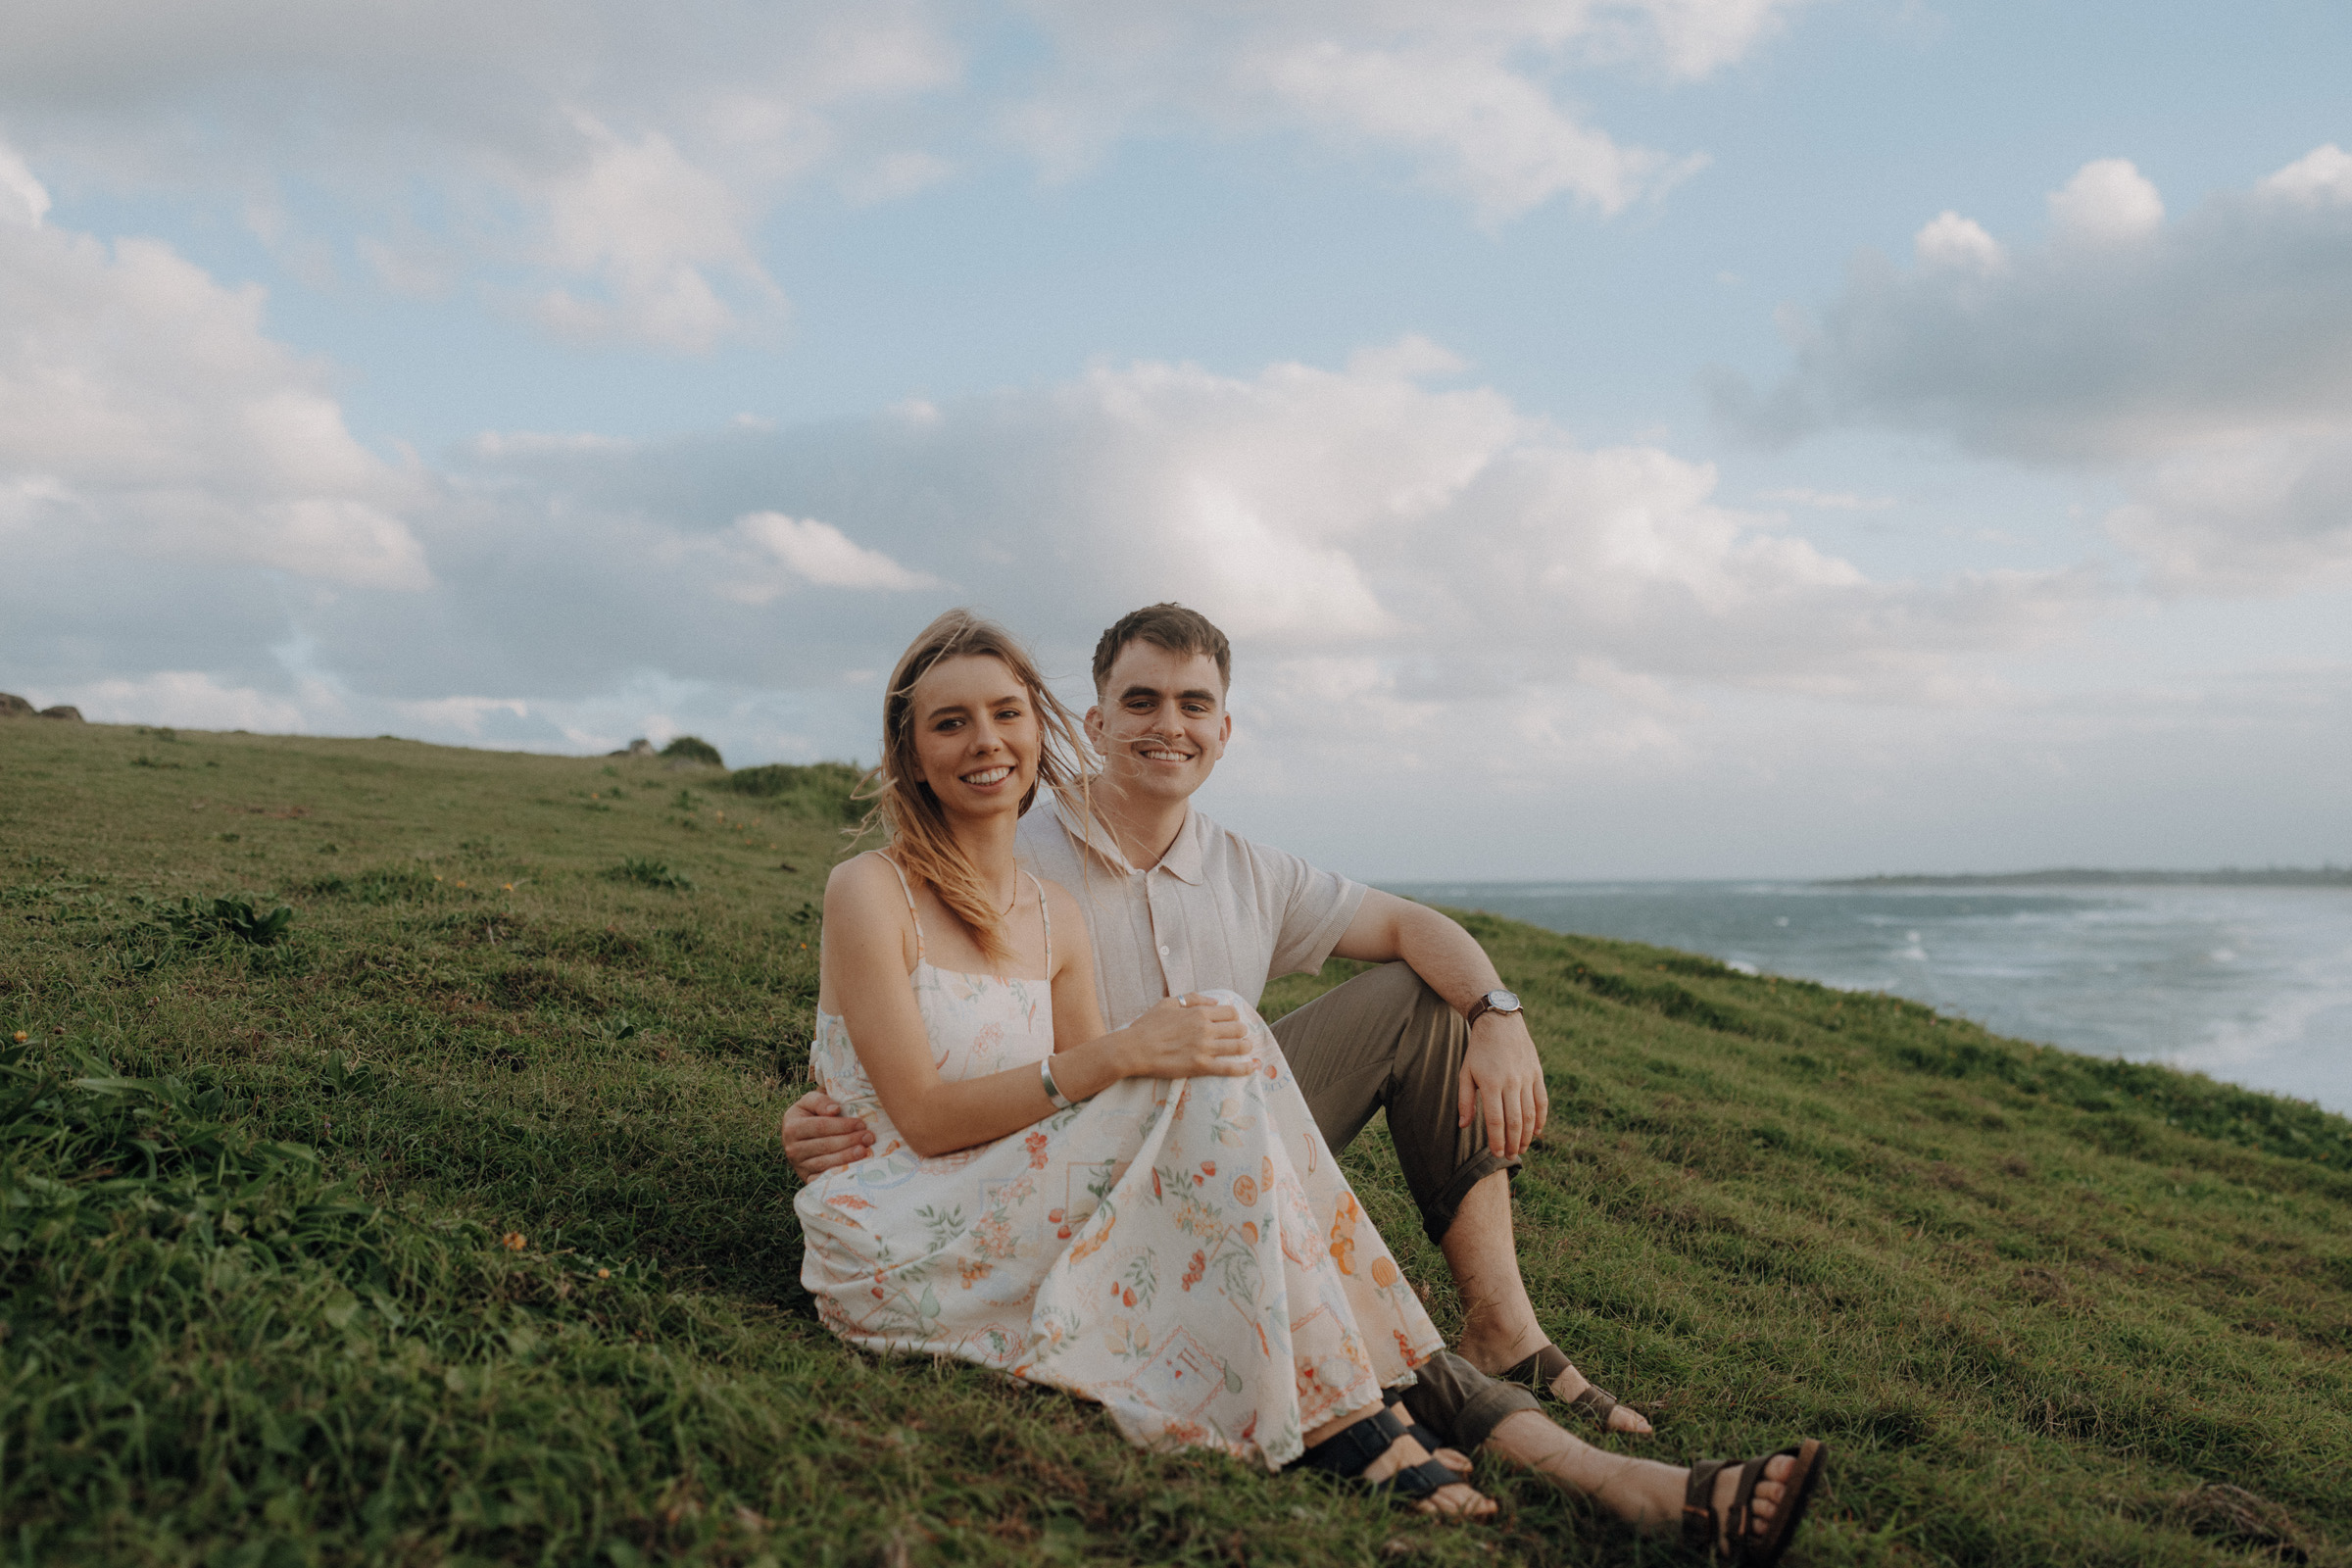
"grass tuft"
604,858,697,892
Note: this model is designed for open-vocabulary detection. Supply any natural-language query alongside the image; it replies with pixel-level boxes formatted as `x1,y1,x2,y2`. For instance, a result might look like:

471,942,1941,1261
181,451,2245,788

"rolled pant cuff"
1397,1349,1542,1453
1418,1148,1517,1246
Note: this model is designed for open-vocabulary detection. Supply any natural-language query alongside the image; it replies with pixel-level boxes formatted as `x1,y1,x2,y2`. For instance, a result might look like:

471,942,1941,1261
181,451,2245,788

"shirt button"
1158,945,1170,956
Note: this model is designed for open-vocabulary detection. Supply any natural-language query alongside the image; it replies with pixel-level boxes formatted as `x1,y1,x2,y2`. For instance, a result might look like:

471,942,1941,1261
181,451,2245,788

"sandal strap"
1294,1407,1410,1478
1380,1387,1455,1461
1568,1383,1620,1424
1683,1457,1736,1556
1497,1342,1572,1394
1729,1452,1776,1557
1290,1406,1464,1504
1381,1456,1465,1501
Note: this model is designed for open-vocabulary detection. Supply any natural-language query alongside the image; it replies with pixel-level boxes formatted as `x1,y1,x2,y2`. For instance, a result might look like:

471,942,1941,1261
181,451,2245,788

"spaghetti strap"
867,851,926,963
1027,870,1052,973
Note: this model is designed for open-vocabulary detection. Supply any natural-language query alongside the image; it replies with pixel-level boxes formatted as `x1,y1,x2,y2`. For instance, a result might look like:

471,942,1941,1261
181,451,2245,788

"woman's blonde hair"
861,609,1089,965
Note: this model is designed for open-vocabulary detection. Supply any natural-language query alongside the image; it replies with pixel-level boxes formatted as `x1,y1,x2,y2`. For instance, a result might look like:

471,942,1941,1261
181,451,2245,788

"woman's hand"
1103,994,1256,1081
782,1090,874,1180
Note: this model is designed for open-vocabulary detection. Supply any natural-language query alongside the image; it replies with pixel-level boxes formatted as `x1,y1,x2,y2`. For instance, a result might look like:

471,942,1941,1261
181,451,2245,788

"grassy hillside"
4,719,2347,1567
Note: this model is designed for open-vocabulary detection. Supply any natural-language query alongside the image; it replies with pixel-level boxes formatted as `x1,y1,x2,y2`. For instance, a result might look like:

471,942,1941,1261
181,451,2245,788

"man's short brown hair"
1092,603,1233,695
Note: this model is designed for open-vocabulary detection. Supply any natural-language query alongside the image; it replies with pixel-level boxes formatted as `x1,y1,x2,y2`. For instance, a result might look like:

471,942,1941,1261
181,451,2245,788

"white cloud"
256,337,2083,723
1760,486,1894,511
1912,210,2005,273
0,2,958,351
1238,37,1693,220
727,512,944,595
2256,142,2352,207
1713,146,2352,592
1006,1,1796,219
2046,157,2164,246
0,145,50,227
71,670,309,732
527,117,784,351
2106,431,2352,594
0,167,429,590
0,0,1807,350
6,327,2095,776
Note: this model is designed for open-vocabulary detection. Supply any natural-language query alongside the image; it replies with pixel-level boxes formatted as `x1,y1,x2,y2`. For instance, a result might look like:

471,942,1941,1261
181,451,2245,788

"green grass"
3,719,2346,1567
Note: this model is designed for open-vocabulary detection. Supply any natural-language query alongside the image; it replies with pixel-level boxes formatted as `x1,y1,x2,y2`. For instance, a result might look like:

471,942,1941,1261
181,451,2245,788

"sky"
4,0,2349,881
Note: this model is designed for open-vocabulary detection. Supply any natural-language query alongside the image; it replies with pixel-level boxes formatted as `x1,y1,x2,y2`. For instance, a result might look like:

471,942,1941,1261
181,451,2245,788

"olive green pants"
1267,960,1515,1246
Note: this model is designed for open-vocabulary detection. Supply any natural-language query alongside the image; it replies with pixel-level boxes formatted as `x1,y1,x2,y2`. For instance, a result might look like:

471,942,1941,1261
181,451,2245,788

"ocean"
1385,881,2352,1115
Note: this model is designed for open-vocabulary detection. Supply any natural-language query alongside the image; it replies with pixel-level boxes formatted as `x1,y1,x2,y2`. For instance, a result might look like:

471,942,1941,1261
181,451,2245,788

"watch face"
1487,989,1521,1011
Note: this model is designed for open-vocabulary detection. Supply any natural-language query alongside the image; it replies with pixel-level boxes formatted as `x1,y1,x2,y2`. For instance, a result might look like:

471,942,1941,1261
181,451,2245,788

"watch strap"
1464,991,1519,1029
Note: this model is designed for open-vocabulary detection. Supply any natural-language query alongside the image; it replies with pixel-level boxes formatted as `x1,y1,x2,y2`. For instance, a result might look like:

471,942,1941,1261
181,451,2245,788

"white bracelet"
1040,1055,1075,1110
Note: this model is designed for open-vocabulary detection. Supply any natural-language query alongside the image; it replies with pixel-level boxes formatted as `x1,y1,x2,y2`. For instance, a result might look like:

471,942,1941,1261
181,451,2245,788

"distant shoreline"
1818,867,2352,888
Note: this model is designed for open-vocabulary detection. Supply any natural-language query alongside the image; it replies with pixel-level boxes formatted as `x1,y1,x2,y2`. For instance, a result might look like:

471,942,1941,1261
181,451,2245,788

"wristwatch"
1464,989,1522,1029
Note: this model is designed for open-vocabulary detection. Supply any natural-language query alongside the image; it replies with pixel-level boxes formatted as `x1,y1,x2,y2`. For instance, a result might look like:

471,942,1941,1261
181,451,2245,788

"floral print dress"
796,856,1444,1470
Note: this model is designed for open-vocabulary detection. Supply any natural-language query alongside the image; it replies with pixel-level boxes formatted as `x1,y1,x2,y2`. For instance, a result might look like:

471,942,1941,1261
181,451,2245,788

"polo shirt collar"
1051,793,1205,884
1156,807,1205,885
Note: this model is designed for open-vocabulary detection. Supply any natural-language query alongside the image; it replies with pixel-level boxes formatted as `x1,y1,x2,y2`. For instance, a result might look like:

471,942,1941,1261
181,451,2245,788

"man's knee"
1380,962,1467,1068
1301,958,1432,1019
1379,960,1444,1009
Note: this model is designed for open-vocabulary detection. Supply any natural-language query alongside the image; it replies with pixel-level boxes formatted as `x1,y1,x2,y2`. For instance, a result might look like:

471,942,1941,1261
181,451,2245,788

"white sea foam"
1385,879,2352,1114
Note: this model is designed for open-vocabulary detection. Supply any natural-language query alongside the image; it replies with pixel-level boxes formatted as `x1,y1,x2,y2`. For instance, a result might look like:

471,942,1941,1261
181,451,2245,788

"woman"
796,609,1487,1512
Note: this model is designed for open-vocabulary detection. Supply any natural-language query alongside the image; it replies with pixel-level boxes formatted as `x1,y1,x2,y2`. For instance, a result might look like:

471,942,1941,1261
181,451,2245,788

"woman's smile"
910,653,1040,810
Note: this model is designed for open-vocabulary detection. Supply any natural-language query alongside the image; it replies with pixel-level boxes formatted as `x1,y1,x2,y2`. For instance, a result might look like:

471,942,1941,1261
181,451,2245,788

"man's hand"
1458,1011,1548,1159
782,1089,874,1180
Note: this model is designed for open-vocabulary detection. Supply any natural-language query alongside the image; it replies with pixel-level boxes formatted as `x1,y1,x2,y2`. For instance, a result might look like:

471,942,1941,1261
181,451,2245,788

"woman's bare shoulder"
826,852,906,914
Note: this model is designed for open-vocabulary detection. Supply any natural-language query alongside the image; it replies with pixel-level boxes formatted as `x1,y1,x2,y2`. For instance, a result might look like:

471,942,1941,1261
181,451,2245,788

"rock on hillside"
0,694,83,719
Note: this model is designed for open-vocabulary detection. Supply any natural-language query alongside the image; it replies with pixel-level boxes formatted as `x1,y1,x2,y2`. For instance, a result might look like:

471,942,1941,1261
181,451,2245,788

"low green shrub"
721,760,865,825
659,736,723,767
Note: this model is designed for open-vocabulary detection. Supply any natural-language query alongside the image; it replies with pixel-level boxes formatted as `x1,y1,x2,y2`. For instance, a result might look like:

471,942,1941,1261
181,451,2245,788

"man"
783,602,1648,1437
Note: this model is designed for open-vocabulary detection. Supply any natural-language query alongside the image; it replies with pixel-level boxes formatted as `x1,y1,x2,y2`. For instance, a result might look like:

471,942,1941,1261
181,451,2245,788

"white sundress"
796,854,1444,1470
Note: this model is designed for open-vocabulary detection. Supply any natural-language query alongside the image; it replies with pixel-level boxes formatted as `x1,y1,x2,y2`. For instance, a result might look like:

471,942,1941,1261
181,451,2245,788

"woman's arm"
824,861,1255,1159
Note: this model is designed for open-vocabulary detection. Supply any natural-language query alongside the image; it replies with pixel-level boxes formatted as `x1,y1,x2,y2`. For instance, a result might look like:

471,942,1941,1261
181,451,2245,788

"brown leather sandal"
1498,1343,1633,1431
1682,1439,1826,1565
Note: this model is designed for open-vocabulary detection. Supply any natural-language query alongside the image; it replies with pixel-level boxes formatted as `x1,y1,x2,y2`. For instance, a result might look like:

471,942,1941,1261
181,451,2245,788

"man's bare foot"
1587,1441,1796,1548
1457,1330,1655,1436
1484,1410,1820,1559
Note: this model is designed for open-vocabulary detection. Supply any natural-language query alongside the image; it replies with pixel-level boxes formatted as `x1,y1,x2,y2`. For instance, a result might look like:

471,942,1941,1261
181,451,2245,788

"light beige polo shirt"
1014,795,1367,1029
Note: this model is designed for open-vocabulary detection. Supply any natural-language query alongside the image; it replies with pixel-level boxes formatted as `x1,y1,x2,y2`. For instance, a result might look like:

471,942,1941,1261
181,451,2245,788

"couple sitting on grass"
783,604,1824,1561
